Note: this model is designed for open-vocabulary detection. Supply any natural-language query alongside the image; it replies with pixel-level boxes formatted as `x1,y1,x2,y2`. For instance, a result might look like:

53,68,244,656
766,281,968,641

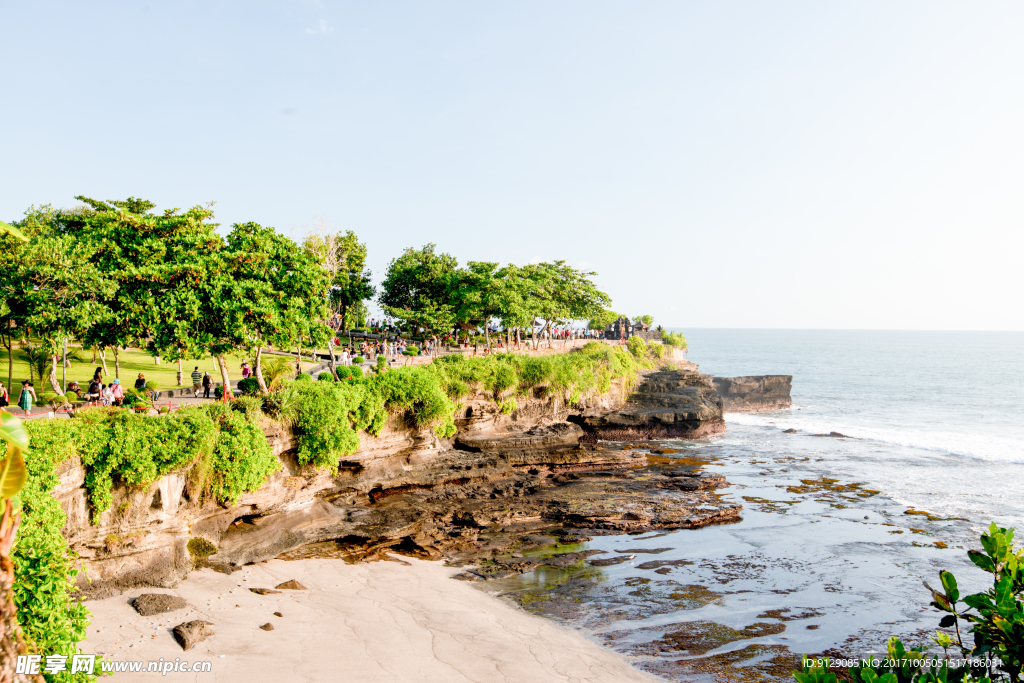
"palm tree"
260,355,293,391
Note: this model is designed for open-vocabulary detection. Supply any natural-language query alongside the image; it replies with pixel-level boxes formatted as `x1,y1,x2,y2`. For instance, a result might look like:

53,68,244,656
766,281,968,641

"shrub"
318,371,335,382
214,385,225,399
626,336,648,359
145,380,160,391
290,380,372,468
662,331,687,350
14,420,91,675
352,356,364,364
237,377,260,395
377,355,387,370
348,366,363,379
648,343,665,359
294,373,312,383
403,345,419,356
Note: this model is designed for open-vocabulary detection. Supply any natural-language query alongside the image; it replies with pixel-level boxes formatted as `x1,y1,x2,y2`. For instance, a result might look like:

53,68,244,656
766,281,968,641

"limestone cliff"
55,368,736,598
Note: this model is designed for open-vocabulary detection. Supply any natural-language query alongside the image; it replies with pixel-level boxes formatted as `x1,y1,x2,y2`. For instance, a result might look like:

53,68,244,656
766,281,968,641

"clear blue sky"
3,1,1022,330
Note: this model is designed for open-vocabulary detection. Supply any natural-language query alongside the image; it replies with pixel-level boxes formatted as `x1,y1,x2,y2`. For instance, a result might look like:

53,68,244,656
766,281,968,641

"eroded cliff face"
575,362,726,439
55,368,736,598
710,375,793,413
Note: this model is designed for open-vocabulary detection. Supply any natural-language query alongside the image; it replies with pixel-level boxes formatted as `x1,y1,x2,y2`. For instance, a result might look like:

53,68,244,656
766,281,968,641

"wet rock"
131,593,188,616
636,559,693,571
783,428,798,433
590,555,635,567
259,623,274,631
275,580,307,590
577,369,725,440
619,548,672,554
172,620,214,651
249,588,281,595
711,376,792,413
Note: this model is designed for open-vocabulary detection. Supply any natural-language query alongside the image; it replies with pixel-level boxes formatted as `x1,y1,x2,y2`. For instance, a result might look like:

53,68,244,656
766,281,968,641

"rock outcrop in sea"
711,375,793,412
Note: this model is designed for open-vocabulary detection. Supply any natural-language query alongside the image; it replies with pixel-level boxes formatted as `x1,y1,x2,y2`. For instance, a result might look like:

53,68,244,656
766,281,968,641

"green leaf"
939,570,959,603
0,412,29,451
0,220,28,242
968,549,996,572
0,443,28,499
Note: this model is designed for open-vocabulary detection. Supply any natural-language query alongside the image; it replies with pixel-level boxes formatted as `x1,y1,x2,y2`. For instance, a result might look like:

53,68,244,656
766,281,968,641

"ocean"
484,329,1024,679
683,328,1024,529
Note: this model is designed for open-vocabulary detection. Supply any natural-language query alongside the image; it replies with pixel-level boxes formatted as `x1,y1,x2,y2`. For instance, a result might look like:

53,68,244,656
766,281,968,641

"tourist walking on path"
18,381,36,415
0,381,8,409
191,366,202,397
202,371,212,399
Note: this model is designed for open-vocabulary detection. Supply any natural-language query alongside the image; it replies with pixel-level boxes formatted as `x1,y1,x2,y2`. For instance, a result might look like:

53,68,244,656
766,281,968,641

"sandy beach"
81,555,657,682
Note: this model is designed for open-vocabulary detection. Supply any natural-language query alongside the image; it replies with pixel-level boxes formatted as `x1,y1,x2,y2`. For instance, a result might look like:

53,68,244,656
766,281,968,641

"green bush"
375,356,387,373
15,420,91,681
352,356,365,364
237,377,260,395
648,342,665,359
403,345,419,356
145,380,160,391
318,371,335,382
662,331,687,350
294,373,312,383
626,336,648,359
214,385,225,399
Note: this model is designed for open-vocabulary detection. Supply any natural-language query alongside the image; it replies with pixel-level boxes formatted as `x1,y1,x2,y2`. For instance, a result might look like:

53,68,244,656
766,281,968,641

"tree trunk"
48,355,63,396
99,348,109,376
113,347,120,380
295,344,301,376
216,355,233,400
3,333,11,395
0,501,45,683
254,347,269,394
325,339,340,380
485,326,490,352
176,359,183,386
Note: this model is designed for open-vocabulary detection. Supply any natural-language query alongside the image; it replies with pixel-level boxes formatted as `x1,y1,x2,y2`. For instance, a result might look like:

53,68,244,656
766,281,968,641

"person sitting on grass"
135,373,146,390
110,379,123,405
100,384,113,406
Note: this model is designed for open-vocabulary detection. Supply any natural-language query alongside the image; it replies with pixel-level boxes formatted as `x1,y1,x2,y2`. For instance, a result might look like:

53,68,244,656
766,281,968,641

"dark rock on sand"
131,593,188,616
275,580,307,590
172,620,214,651
259,623,274,631
249,588,281,595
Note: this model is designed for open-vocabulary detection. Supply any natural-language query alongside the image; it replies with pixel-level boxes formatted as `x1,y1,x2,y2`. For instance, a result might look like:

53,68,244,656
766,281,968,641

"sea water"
684,328,1024,528
485,330,1024,678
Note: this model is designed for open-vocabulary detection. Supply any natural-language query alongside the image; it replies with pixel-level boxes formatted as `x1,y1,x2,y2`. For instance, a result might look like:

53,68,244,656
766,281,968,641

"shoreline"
81,555,659,682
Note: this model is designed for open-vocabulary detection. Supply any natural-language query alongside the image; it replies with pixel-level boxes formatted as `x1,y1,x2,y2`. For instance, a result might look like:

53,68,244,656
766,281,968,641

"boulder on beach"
172,620,214,651
131,593,189,616
275,579,307,590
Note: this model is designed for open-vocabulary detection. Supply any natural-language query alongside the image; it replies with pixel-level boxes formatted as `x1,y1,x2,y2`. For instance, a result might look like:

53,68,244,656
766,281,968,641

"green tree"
49,197,223,381
3,207,113,395
521,261,611,349
378,244,459,339
588,309,620,331
305,229,375,377
205,222,329,396
635,314,654,327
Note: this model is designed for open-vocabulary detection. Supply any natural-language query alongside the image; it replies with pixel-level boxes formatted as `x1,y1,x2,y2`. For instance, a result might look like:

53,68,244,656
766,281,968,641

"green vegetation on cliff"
6,340,661,681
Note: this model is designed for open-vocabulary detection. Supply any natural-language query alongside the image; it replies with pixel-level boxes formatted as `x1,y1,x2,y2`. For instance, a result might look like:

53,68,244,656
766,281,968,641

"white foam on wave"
725,412,1024,465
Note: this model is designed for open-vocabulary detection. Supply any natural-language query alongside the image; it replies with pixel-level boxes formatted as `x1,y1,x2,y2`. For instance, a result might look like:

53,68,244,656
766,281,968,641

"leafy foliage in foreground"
795,523,1024,683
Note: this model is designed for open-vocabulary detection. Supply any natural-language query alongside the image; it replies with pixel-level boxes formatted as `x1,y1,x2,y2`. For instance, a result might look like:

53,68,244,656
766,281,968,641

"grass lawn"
1,346,319,395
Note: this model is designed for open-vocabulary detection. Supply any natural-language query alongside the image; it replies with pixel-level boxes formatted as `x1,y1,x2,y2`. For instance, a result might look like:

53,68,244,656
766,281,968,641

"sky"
2,1,1022,330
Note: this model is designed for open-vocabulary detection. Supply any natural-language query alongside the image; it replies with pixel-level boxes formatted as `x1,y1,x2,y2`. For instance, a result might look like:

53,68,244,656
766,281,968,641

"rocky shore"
56,358,752,598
